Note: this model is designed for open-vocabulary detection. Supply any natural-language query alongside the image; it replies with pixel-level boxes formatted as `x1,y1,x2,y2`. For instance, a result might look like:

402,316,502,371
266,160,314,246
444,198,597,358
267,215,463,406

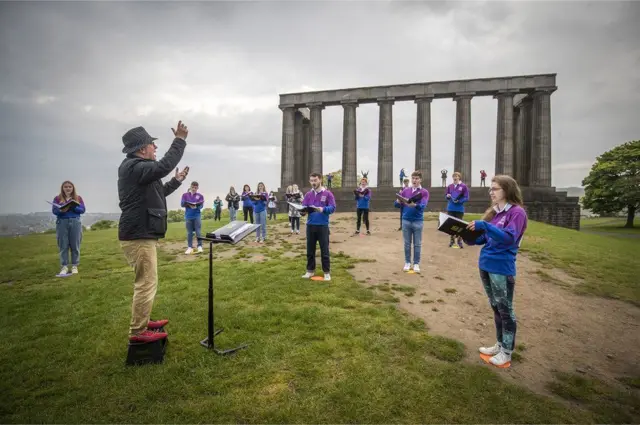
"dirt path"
326,212,640,397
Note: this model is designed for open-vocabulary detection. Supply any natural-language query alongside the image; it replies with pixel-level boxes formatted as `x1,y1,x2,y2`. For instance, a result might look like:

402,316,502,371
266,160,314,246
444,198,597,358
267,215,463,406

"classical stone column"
308,102,324,175
513,105,524,183
294,110,304,188
494,91,515,176
377,97,394,187
454,93,473,183
341,100,358,188
280,105,295,189
415,95,432,187
302,117,311,187
530,88,555,186
520,96,534,186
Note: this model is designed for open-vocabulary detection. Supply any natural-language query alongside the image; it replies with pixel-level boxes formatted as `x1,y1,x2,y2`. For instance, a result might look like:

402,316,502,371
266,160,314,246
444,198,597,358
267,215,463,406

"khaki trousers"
121,239,158,336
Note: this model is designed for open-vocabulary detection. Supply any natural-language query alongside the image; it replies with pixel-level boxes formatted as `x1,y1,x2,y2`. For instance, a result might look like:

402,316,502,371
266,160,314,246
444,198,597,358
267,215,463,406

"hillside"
0,212,121,237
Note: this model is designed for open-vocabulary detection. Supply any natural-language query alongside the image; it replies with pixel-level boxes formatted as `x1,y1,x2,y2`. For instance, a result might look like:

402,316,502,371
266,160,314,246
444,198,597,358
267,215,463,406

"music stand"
197,221,260,355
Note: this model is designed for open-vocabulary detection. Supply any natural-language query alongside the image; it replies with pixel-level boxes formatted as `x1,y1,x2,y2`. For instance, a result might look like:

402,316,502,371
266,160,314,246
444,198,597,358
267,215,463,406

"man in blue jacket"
445,171,469,248
354,177,371,235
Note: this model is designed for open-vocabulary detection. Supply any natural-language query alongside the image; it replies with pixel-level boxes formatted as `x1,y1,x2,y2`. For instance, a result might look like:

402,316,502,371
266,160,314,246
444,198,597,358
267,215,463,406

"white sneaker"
479,342,502,356
185,247,193,254
324,273,331,281
413,264,421,273
58,266,69,276
71,266,78,274
197,246,203,253
489,350,511,366
403,263,411,272
301,272,313,279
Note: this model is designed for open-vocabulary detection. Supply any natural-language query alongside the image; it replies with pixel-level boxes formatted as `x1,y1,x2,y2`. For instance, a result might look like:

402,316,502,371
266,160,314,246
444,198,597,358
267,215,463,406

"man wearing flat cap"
118,121,189,343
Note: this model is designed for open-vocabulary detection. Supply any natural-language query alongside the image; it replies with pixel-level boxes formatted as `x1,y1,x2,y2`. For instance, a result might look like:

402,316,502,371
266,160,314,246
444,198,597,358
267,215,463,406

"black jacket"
225,193,240,210
118,138,186,241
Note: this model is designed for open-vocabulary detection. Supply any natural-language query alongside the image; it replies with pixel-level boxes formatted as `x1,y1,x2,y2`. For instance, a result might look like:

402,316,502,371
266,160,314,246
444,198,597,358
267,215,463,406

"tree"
581,140,640,228
326,170,342,188
168,209,185,223
91,220,115,231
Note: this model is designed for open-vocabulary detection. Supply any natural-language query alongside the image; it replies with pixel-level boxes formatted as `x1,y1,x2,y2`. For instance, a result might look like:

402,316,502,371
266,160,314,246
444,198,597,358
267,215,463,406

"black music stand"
197,221,260,356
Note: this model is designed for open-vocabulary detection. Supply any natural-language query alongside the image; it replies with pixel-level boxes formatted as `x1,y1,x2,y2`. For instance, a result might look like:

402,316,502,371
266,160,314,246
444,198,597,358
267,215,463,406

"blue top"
355,188,371,209
252,192,268,213
302,188,336,226
181,191,204,220
467,203,528,276
394,187,429,222
52,196,86,219
241,191,253,209
445,182,469,212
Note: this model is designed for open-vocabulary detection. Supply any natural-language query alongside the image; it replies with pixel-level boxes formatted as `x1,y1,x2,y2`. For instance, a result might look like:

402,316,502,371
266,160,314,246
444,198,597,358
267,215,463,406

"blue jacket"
355,188,371,209
181,191,204,220
445,182,469,213
52,196,86,219
252,192,268,214
394,187,429,222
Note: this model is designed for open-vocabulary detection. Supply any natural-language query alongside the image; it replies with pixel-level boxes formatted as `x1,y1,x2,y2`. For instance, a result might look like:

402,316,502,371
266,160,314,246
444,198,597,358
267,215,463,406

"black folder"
437,213,484,243
396,192,423,204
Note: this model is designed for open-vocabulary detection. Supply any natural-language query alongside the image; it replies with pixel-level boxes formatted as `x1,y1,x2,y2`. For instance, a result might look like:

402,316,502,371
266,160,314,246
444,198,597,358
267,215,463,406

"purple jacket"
394,186,429,221
445,182,469,212
302,188,336,226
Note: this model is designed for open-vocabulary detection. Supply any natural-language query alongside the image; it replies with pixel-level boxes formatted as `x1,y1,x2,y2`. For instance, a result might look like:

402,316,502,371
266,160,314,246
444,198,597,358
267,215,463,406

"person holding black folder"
225,186,240,222
445,171,469,249
354,177,371,235
51,180,86,276
181,181,205,254
465,175,528,367
394,170,429,273
252,182,268,242
241,184,254,224
301,172,336,281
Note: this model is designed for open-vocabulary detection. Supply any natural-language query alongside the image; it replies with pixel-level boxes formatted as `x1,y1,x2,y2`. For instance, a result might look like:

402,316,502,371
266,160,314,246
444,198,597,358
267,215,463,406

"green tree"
168,209,185,223
91,220,115,231
326,170,342,188
582,140,640,228
201,208,214,220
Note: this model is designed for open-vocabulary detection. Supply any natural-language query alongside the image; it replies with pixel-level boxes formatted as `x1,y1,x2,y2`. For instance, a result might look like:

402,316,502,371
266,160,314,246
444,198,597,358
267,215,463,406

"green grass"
0,219,613,424
580,217,640,235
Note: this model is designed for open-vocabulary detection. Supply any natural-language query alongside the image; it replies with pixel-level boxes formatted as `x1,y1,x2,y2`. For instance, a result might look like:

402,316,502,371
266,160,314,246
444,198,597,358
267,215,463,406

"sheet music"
229,223,253,240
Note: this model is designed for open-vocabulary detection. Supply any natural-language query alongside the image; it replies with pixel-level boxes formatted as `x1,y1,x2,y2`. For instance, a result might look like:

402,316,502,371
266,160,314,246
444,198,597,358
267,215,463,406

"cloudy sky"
0,1,638,214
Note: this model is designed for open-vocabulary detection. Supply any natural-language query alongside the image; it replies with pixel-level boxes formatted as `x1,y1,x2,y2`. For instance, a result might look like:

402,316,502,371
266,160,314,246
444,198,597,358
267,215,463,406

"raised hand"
171,120,188,140
175,166,189,182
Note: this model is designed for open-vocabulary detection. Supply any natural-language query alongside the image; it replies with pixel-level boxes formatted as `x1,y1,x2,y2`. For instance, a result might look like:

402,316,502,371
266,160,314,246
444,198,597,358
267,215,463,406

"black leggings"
357,208,369,231
447,210,464,241
243,206,254,223
290,216,300,231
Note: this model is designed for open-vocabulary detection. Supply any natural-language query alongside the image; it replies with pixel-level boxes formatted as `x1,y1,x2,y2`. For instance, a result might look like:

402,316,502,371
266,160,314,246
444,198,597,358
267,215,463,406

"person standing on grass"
301,173,336,281
213,196,223,221
51,180,86,276
241,184,254,224
394,170,429,273
225,186,240,222
118,121,189,344
267,192,278,220
287,184,303,235
445,171,470,249
181,181,204,254
354,177,371,235
398,177,409,231
465,175,528,367
252,182,268,242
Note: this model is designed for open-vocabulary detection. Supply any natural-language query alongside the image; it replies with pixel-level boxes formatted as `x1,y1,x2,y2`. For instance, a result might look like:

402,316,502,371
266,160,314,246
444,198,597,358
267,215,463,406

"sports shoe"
197,246,203,253
355,230,360,234
324,273,331,281
129,329,167,343
185,247,193,254
71,266,78,274
147,319,169,329
413,264,421,273
57,266,69,276
489,350,511,366
301,272,313,279
479,342,502,356
366,230,371,235
403,263,411,272
457,239,464,249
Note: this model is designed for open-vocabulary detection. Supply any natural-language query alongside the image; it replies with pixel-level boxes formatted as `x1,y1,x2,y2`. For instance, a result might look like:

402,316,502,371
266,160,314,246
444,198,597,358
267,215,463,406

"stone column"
453,93,473,183
280,105,295,189
341,100,358,188
377,97,394,187
530,88,555,186
520,96,534,186
512,105,524,183
302,117,311,187
415,95,432,187
294,111,304,188
308,102,324,175
494,91,515,176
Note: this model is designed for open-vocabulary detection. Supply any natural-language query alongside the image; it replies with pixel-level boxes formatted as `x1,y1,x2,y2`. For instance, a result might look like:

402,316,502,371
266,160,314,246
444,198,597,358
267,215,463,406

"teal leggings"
480,270,517,352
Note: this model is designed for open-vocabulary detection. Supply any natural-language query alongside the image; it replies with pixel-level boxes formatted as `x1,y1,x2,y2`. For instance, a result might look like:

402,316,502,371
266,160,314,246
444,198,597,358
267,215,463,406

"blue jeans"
186,217,202,248
401,219,424,264
228,207,237,222
56,217,82,266
255,210,267,240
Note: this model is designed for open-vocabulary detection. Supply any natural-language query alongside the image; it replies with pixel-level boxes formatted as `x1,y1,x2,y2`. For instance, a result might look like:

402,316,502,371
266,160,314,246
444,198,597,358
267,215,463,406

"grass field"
580,217,640,235
1,215,638,423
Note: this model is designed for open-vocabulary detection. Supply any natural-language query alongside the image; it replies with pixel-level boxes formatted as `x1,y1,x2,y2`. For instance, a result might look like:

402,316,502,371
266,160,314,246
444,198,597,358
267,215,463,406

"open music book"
437,213,484,243
205,221,261,244
47,199,81,209
287,202,318,214
395,192,423,204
